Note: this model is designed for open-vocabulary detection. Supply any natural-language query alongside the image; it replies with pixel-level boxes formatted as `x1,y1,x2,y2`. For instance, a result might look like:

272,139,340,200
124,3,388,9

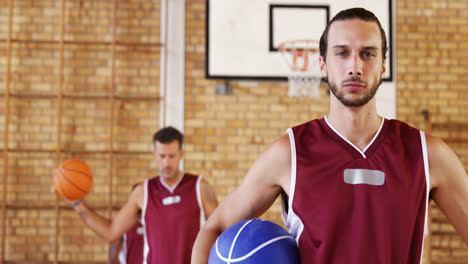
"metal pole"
1,0,13,261
108,0,118,219
160,0,169,127
54,0,66,262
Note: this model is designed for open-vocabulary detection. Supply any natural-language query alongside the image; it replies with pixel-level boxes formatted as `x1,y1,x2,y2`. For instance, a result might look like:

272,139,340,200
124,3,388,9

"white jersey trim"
284,128,304,245
419,131,431,264
118,233,128,264
142,179,149,264
324,116,385,158
196,175,206,226
159,172,185,193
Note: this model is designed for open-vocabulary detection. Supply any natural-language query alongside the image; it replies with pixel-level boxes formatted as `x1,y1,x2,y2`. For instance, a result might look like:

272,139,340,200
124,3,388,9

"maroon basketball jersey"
119,221,144,264
283,117,429,263
142,173,205,264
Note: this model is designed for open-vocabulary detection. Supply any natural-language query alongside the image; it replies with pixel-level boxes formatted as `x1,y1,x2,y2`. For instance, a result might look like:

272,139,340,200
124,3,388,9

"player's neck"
161,170,183,188
327,99,382,151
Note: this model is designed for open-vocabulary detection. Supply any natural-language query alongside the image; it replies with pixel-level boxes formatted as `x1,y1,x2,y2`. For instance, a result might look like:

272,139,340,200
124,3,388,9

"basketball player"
192,8,468,263
108,183,144,264
65,126,219,264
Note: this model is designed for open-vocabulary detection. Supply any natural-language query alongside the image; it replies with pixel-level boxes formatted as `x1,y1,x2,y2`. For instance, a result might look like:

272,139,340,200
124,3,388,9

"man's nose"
348,54,363,76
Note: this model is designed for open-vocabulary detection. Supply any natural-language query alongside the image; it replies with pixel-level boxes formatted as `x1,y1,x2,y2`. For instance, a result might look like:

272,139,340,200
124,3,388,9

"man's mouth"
343,82,365,91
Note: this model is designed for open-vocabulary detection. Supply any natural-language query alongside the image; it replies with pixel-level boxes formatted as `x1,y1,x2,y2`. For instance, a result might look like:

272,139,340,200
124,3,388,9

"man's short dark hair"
153,126,183,149
319,8,388,61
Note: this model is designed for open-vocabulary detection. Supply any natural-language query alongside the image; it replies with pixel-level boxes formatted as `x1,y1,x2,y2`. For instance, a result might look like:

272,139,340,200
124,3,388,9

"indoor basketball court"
0,0,467,263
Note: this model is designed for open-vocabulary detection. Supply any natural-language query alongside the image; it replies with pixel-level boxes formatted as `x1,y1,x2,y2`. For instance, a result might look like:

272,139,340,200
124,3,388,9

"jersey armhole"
283,128,305,244
419,131,431,264
420,131,431,235
142,179,149,224
282,128,297,224
142,179,149,264
196,175,206,226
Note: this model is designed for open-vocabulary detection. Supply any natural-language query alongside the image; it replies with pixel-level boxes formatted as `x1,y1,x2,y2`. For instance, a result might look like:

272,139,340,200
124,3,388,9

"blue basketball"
208,219,300,264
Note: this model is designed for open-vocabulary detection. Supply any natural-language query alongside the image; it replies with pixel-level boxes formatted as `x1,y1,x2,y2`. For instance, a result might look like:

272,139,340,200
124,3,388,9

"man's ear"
381,59,386,77
319,56,328,77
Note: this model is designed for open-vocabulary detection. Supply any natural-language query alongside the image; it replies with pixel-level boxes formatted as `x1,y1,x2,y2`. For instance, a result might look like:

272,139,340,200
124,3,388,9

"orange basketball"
54,159,93,200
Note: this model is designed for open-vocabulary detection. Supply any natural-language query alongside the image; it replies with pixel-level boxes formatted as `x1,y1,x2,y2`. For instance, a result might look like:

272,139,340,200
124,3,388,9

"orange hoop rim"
278,39,320,53
278,39,320,72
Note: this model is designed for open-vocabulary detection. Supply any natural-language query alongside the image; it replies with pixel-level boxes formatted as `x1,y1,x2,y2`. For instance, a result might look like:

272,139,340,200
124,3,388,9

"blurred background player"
65,126,218,264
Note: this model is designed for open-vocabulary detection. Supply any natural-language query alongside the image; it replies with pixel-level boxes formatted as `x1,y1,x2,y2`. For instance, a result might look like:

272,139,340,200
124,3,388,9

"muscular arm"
191,135,291,263
200,178,219,218
428,135,468,244
72,183,144,242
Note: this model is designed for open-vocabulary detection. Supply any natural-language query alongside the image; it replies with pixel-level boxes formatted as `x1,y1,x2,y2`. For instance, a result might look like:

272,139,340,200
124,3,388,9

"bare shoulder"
129,181,145,209
199,178,217,201
425,134,464,189
269,133,292,156
249,134,292,194
260,134,291,164
199,177,218,218
425,135,468,243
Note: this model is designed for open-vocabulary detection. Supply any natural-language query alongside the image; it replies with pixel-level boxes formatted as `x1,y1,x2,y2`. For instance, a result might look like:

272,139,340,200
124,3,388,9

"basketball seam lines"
59,167,89,195
227,219,252,263
216,235,294,262
62,164,93,180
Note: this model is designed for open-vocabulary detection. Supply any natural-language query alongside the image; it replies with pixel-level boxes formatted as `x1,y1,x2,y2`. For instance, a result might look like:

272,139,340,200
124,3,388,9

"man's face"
320,19,386,107
153,140,183,181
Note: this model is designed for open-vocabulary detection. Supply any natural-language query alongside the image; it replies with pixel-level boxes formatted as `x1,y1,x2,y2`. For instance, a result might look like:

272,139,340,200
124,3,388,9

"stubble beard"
160,167,178,180
327,76,383,107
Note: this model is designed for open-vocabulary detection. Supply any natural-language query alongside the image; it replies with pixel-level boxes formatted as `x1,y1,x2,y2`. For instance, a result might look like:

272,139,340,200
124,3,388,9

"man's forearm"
191,225,220,264
73,201,115,242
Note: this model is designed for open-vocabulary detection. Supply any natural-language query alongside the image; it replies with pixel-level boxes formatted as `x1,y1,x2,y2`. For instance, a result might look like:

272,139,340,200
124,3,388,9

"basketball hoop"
278,40,322,99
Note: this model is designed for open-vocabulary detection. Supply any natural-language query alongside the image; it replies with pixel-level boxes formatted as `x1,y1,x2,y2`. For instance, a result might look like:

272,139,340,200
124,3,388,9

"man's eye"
337,51,348,56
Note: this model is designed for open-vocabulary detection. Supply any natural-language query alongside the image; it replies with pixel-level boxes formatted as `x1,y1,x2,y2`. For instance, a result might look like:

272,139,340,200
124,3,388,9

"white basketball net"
279,40,321,99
